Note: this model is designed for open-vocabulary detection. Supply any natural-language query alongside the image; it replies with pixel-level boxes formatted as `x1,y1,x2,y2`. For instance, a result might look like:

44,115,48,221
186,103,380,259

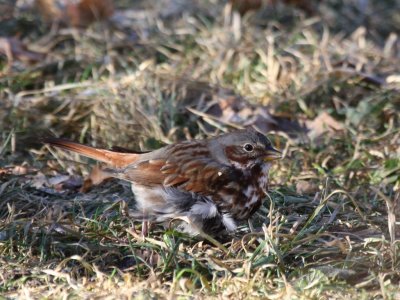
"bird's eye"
243,143,254,152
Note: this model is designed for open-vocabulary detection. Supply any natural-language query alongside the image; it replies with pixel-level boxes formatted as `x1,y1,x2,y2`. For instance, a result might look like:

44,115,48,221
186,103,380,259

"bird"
43,128,281,236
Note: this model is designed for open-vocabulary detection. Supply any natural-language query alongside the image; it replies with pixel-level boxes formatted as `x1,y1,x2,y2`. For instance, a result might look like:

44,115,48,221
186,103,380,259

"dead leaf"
35,0,114,27
12,166,29,175
48,175,71,186
296,180,318,195
80,165,111,192
31,172,49,189
156,78,307,141
330,68,386,87
306,112,344,141
0,37,45,68
0,165,37,177
47,174,82,191
186,84,305,138
35,0,64,22
54,175,82,191
68,0,114,27
30,172,83,192
230,0,262,15
0,2,15,22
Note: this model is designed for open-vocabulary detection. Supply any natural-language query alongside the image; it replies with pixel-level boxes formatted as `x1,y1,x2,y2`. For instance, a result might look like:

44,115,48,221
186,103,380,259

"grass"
1,0,399,298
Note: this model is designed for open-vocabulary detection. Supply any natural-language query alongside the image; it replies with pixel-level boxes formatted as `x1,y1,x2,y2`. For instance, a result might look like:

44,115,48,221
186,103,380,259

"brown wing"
118,141,239,195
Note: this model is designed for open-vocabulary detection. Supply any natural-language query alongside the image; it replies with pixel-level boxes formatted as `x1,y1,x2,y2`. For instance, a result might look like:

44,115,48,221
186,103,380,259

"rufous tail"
43,138,139,168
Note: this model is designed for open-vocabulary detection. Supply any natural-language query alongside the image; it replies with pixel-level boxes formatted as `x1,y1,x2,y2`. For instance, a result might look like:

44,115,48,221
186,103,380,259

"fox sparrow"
43,128,281,236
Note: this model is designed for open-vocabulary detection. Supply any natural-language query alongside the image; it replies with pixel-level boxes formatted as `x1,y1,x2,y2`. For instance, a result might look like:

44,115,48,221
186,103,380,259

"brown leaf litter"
0,37,45,71
35,0,114,27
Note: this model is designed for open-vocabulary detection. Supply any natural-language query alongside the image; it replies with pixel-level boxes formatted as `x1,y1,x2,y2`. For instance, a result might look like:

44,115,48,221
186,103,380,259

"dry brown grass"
1,0,399,298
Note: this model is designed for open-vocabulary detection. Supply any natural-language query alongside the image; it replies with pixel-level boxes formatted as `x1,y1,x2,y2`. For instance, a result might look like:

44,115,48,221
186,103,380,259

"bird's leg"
248,219,255,232
141,220,149,236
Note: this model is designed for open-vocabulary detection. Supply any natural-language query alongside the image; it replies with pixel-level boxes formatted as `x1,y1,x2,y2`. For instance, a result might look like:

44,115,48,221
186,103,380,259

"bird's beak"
263,147,282,161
